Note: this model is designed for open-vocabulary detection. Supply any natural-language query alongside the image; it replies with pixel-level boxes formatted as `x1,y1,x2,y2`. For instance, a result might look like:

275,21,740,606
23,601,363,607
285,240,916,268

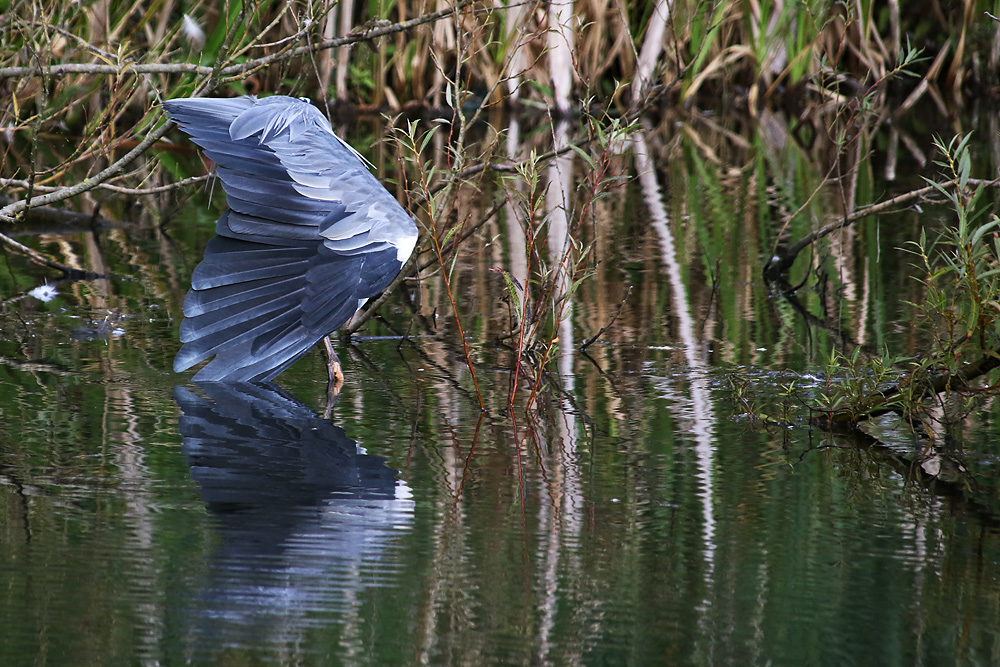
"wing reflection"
175,382,414,654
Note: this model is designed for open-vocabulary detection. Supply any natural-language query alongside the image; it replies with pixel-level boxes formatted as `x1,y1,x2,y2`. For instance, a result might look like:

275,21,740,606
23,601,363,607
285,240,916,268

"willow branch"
815,340,1000,427
349,78,673,333
416,199,505,272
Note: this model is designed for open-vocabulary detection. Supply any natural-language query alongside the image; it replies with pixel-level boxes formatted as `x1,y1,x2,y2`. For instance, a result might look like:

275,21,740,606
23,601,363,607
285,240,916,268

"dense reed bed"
2,0,996,128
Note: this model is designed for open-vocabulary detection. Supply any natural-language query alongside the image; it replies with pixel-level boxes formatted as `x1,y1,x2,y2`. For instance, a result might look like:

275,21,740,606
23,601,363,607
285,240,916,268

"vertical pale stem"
632,0,671,104
336,0,355,101
546,0,575,114
317,2,338,100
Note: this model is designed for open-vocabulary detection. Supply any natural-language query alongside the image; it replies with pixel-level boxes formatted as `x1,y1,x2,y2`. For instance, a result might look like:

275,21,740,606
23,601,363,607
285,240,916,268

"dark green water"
1,114,999,665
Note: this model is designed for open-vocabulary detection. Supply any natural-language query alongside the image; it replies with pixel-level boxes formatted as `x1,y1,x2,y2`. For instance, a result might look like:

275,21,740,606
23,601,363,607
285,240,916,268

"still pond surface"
1,110,999,665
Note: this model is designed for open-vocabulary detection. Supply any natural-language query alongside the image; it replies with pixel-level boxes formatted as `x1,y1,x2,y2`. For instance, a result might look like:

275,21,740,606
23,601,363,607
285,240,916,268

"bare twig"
1,174,211,196
417,199,505,272
765,177,1000,278
0,119,174,222
0,1,475,269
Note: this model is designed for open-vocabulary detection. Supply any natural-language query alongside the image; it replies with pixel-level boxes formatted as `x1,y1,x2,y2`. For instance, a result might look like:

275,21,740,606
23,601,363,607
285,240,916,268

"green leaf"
491,268,522,313
958,149,971,189
419,126,438,153
440,224,461,247
568,144,597,171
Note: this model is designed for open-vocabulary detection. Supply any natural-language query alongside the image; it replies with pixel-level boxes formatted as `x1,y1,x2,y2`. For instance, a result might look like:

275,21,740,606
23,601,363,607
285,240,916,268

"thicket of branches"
2,0,1000,428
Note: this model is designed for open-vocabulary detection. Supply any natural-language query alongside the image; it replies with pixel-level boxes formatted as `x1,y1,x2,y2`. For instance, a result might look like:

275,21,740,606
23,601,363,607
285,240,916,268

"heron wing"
163,97,330,234
175,235,403,382
162,96,417,250
164,96,416,382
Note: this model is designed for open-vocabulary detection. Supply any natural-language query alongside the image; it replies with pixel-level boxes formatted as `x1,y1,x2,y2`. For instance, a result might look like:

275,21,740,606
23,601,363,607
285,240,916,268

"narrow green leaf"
568,144,597,171
419,126,438,153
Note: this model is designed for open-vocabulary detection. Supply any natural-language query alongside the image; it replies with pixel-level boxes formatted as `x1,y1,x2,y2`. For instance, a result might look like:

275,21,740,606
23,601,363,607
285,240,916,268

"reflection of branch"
771,275,871,355
0,229,110,277
0,356,75,376
859,429,1000,528
580,286,631,351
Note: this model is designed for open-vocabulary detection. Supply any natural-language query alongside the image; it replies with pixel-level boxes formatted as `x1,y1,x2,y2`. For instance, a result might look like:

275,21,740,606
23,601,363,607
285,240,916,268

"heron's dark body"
164,96,417,382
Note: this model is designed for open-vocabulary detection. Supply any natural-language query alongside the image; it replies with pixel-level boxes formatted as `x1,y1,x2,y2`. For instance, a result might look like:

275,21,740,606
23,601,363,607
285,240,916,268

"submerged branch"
814,341,1000,428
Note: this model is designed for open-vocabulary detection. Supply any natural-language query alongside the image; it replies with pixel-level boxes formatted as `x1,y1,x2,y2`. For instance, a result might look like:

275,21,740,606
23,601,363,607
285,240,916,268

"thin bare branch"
0,118,173,222
1,174,211,196
766,177,1000,277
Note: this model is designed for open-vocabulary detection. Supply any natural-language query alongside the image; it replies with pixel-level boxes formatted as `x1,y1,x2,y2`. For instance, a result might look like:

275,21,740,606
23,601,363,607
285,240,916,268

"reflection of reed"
635,131,717,587
535,118,584,663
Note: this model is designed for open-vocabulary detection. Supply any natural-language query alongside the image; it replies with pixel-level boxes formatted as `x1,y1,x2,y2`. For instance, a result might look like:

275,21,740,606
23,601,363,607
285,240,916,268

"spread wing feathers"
174,237,403,382
162,95,415,247
163,97,335,231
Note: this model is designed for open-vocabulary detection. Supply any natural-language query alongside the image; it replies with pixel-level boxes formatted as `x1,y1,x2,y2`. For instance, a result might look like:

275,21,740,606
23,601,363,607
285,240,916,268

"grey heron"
164,95,418,382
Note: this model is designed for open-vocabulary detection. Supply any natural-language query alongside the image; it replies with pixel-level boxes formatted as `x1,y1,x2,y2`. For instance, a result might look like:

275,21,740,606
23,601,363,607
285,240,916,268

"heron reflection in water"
175,382,414,651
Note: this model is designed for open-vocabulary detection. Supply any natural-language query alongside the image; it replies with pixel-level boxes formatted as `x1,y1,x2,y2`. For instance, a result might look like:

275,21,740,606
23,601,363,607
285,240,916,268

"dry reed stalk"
571,0,630,89
315,5,336,100
547,0,576,114
896,43,951,118
944,0,977,101
685,46,753,102
336,0,354,101
633,0,671,103
501,0,534,100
